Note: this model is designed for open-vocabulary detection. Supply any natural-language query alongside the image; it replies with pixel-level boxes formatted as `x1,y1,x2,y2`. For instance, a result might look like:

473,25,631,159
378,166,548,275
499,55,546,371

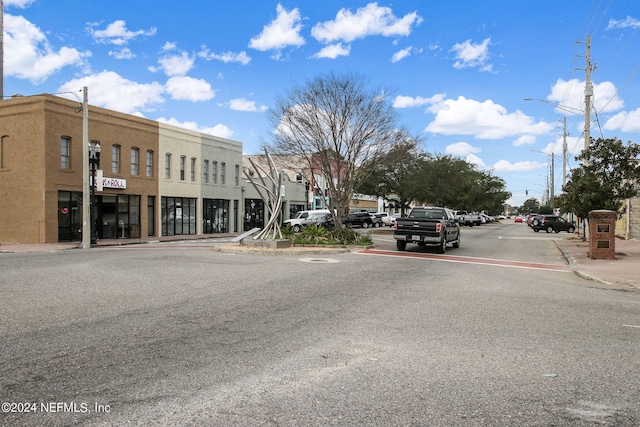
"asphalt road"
1,222,639,426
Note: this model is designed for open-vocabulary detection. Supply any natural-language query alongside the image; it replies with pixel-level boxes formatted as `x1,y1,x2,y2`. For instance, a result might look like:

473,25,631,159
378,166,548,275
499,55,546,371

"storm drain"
299,258,340,263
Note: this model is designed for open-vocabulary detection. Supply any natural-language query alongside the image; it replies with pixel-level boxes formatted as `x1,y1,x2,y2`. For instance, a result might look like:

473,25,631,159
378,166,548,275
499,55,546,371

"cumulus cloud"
393,93,445,108
492,160,546,173
165,76,215,102
228,98,268,112
249,4,305,52
4,14,90,84
603,108,640,132
450,38,493,72
89,20,157,46
445,142,481,156
548,78,623,114
466,154,486,169
157,117,234,139
425,96,554,139
149,51,195,76
57,71,165,114
513,135,536,147
198,48,251,65
311,3,422,44
311,43,351,59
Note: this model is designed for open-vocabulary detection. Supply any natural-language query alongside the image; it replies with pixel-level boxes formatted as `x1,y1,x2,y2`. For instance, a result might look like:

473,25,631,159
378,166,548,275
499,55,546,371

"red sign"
61,207,69,214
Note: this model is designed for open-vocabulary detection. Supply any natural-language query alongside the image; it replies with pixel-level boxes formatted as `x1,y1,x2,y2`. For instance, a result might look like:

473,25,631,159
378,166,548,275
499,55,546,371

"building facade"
0,94,304,244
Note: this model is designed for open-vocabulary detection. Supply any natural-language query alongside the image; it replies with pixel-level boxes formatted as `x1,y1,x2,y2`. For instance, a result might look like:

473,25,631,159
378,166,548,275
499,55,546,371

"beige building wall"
0,94,159,243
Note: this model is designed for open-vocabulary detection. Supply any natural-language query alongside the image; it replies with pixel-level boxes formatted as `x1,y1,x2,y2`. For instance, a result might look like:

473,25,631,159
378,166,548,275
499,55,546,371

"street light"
89,142,101,245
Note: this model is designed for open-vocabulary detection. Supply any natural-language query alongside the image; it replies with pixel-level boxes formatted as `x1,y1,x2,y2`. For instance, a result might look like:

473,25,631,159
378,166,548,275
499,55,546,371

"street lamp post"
89,142,101,245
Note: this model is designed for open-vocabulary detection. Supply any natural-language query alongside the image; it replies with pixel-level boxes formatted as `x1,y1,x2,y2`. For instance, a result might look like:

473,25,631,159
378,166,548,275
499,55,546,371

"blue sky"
4,0,640,206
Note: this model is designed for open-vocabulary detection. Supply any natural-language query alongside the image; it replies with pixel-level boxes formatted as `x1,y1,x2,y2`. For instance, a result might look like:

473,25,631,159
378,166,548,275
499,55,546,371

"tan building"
0,94,159,244
0,93,308,244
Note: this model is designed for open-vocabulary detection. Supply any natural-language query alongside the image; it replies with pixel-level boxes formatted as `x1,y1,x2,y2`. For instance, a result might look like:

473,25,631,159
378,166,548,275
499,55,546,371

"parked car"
388,213,402,226
531,215,576,233
300,212,334,230
514,216,524,223
283,209,330,232
342,212,375,228
369,214,383,228
375,212,391,226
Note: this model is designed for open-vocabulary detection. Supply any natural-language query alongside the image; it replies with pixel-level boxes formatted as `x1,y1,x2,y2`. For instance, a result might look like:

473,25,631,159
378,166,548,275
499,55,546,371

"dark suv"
531,215,576,233
342,212,375,228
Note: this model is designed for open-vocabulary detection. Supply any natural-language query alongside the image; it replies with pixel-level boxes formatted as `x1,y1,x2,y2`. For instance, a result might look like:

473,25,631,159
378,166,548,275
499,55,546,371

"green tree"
356,137,424,215
558,137,640,218
520,198,540,213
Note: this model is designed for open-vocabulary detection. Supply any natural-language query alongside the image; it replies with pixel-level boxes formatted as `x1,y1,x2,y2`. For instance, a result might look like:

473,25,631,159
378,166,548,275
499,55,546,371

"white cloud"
513,135,536,147
393,93,445,108
228,98,268,112
445,142,481,156
198,48,251,65
492,160,546,173
4,0,36,7
249,4,305,52
450,38,493,72
90,20,157,46
311,43,351,59
165,76,215,102
391,46,422,63
603,107,640,132
57,71,165,114
606,16,640,30
150,51,194,76
425,96,554,139
311,3,422,43
157,117,234,139
547,78,623,115
4,14,90,84
466,154,486,169
109,47,135,60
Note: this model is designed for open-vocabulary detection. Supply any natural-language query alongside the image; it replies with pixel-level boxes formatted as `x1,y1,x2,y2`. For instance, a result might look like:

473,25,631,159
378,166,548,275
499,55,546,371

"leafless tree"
267,72,405,226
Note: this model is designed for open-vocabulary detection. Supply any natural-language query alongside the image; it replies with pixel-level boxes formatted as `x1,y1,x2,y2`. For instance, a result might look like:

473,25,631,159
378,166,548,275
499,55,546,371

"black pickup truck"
393,206,461,253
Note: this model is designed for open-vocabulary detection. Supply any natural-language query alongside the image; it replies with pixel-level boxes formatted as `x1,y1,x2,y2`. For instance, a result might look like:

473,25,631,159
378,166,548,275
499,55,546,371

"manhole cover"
299,258,340,263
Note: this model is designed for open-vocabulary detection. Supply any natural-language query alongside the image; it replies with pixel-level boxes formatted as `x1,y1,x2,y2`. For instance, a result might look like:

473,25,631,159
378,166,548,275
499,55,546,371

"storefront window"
203,199,229,233
161,196,197,236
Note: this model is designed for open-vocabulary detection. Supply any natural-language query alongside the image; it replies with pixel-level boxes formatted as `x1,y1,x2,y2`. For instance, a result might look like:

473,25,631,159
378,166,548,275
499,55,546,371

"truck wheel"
362,222,369,228
293,225,301,233
568,226,575,233
546,226,553,233
436,238,446,254
396,240,407,251
452,234,460,248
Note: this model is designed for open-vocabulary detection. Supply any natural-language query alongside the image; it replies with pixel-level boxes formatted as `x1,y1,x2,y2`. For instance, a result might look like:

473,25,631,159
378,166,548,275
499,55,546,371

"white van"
283,209,330,232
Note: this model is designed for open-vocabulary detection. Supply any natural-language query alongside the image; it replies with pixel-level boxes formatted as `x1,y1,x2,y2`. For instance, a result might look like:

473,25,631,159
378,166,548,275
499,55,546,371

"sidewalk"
554,237,640,290
0,234,239,253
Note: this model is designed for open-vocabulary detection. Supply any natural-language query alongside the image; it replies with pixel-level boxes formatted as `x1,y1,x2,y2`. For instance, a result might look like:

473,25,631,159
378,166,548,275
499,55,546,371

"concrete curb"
554,240,624,288
214,244,371,256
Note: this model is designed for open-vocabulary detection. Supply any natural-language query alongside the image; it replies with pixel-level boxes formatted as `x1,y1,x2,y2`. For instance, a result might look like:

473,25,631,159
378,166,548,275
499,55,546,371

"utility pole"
583,35,593,152
550,152,555,209
562,116,567,187
81,87,90,249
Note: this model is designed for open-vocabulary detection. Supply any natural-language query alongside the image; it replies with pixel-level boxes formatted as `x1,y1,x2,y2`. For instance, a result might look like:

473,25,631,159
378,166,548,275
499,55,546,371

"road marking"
358,249,570,272
622,324,640,329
